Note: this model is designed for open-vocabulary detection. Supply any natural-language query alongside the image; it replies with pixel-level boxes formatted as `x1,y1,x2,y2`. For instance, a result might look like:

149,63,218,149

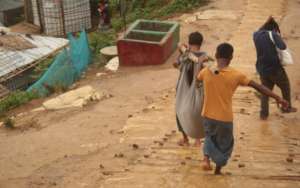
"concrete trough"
117,19,180,66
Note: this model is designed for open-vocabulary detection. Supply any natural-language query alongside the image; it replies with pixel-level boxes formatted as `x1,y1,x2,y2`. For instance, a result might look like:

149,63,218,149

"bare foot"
177,138,189,146
282,107,297,113
214,166,222,175
202,156,213,171
193,139,202,147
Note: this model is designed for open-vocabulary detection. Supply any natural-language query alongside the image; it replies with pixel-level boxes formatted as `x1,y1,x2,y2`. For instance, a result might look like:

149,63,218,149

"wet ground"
1,0,300,187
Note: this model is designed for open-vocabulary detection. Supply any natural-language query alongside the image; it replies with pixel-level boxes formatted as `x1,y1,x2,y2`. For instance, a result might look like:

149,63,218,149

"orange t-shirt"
197,67,251,122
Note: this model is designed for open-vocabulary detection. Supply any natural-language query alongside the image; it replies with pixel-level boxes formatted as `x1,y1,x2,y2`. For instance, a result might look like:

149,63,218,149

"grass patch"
0,91,39,116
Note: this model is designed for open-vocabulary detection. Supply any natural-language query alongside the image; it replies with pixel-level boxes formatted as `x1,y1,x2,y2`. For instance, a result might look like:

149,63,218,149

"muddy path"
1,0,300,187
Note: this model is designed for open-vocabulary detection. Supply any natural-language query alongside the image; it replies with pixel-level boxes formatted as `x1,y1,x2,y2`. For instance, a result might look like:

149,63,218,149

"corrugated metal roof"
0,0,23,12
0,33,69,79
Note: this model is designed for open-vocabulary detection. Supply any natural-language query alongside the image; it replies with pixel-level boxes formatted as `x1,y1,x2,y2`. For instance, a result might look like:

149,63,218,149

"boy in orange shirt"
197,43,288,175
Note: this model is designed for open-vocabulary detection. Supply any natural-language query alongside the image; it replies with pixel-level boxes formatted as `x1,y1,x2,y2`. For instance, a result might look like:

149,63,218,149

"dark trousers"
260,68,291,117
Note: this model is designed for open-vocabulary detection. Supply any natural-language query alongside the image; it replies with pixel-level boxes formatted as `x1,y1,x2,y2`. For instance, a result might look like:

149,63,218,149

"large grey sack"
176,60,205,139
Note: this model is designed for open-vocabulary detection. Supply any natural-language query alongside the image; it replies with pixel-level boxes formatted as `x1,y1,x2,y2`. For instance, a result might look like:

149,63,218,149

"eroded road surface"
1,0,300,187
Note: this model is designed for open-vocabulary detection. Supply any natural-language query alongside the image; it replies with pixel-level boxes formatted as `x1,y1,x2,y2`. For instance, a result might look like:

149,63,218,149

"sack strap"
268,31,275,45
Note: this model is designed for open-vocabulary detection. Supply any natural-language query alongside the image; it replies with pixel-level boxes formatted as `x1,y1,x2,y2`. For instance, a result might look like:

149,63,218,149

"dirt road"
1,0,300,187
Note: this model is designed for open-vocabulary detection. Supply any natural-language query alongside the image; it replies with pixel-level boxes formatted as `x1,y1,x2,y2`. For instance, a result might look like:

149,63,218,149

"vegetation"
88,31,116,63
90,0,207,63
111,0,208,31
0,91,39,116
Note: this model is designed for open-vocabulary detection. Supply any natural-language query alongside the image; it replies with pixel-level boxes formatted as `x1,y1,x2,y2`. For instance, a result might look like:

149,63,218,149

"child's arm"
248,81,289,109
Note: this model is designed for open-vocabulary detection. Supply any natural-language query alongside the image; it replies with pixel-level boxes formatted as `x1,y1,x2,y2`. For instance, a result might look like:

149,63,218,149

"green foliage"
111,0,207,31
88,31,116,63
0,91,39,115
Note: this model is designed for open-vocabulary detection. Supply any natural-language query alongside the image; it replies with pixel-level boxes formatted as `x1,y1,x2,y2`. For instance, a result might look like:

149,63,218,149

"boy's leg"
176,115,189,146
260,76,275,119
214,166,222,175
202,119,234,173
202,155,213,171
202,119,215,171
194,138,202,147
275,68,297,113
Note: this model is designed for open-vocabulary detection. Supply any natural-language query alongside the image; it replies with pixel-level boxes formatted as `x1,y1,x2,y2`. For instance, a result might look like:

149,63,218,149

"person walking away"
253,16,297,120
174,32,207,147
197,43,289,175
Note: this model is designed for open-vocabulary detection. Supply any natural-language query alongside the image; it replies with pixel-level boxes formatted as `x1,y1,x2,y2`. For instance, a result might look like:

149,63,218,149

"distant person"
253,16,297,120
98,0,111,31
197,43,288,175
174,32,207,147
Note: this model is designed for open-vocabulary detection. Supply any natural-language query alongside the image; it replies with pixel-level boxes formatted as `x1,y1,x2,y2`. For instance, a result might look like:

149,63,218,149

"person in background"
197,43,288,175
98,0,111,31
253,16,297,120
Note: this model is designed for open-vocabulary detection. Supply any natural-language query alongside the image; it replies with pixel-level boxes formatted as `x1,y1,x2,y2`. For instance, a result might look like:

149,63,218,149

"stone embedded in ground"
289,154,295,157
286,157,294,163
105,56,119,72
132,144,139,149
96,72,107,77
114,153,124,158
102,172,112,176
42,86,105,110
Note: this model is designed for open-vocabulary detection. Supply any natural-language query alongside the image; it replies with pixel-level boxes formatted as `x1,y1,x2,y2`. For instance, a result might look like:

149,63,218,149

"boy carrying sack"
197,43,288,175
174,32,208,146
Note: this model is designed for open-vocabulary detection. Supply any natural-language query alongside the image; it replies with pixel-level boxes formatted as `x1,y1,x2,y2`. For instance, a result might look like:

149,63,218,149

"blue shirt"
253,30,286,76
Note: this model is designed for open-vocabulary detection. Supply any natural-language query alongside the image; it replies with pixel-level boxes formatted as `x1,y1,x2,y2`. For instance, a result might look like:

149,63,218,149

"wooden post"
60,0,66,36
36,0,44,32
